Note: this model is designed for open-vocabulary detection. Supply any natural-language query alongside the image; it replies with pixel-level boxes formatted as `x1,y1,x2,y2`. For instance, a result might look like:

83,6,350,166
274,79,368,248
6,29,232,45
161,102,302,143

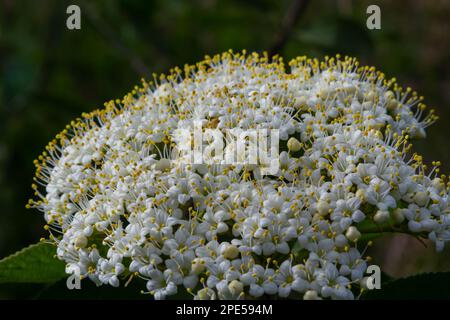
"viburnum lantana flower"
28,51,449,300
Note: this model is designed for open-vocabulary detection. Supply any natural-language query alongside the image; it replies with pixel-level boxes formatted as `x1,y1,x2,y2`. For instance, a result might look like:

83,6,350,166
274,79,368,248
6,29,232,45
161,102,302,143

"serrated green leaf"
363,272,450,299
0,242,66,284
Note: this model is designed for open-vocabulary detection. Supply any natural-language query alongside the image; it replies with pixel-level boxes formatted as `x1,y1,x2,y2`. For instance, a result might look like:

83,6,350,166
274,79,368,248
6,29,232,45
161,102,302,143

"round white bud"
316,200,330,216
374,210,390,224
294,96,307,108
303,290,319,300
222,244,239,260
287,137,302,152
414,191,429,207
155,158,171,171
387,99,398,111
365,90,377,102
356,188,366,201
431,178,444,192
384,90,395,100
319,88,333,100
74,235,88,248
345,226,361,242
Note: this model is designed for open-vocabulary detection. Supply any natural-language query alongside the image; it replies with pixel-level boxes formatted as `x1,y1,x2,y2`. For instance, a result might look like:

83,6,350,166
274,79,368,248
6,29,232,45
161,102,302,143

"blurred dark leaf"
335,17,373,55
363,272,450,299
296,20,337,48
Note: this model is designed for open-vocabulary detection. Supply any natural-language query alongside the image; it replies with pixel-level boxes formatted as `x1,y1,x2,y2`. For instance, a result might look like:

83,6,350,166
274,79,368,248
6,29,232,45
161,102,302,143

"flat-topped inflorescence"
28,50,448,300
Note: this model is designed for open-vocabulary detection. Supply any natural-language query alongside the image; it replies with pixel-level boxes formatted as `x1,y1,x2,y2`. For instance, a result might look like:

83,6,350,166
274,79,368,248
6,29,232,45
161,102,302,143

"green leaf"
0,242,66,284
358,232,383,243
363,272,450,299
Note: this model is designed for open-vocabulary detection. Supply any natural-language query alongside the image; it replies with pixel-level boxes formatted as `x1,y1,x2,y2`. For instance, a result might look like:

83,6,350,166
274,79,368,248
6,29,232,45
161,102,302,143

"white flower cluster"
29,51,449,300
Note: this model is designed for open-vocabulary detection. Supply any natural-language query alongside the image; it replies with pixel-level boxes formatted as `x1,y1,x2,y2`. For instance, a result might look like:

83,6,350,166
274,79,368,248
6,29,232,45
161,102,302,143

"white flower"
145,269,178,300
98,254,125,287
315,264,353,300
364,177,397,210
28,51,448,300
275,260,297,298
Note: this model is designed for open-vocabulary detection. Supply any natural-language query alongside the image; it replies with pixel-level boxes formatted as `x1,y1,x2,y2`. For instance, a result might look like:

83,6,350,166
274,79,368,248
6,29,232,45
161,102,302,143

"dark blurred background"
1,0,450,289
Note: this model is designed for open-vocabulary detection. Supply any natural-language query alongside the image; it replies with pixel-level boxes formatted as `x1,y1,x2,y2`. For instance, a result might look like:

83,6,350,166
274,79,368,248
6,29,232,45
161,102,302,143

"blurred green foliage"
1,0,450,298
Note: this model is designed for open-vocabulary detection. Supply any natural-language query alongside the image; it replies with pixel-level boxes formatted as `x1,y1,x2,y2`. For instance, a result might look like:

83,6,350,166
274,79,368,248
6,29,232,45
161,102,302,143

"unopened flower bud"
374,210,389,224
431,178,444,192
356,188,366,201
74,235,88,248
287,137,302,152
319,88,333,100
365,90,377,102
345,226,361,242
384,90,395,100
293,96,307,108
155,158,171,171
304,290,319,300
316,200,330,216
222,244,239,259
414,191,429,206
386,99,398,111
